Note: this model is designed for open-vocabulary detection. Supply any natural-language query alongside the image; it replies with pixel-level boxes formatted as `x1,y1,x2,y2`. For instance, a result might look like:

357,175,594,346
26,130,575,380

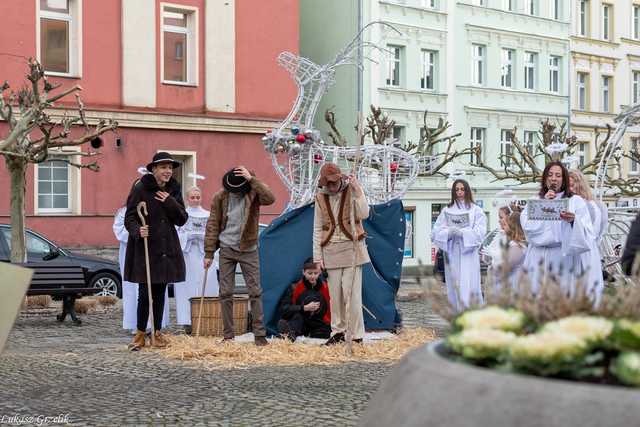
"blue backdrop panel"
259,199,405,336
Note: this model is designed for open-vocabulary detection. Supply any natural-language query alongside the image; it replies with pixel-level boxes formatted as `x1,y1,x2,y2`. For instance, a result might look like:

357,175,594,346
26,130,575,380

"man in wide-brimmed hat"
124,152,188,350
313,162,370,345
203,166,275,346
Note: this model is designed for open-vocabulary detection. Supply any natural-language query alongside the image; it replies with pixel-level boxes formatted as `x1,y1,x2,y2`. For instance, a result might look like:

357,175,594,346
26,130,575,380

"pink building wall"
0,0,299,248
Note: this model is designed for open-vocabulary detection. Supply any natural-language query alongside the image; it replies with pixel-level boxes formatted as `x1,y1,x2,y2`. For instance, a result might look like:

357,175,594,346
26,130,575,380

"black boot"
324,332,345,346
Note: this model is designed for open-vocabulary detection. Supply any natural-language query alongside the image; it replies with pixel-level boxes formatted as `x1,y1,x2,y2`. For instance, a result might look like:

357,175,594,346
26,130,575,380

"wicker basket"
190,296,248,336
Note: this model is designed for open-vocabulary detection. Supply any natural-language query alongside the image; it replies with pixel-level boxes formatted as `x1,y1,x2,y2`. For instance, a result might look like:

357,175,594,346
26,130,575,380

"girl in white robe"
569,170,604,302
174,187,219,331
489,208,527,291
113,206,169,332
521,162,593,295
431,179,487,312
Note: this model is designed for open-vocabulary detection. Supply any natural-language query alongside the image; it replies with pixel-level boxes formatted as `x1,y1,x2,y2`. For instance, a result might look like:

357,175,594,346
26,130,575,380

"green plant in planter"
448,329,517,362
508,331,598,376
541,316,613,348
609,319,640,351
611,352,640,386
453,306,528,333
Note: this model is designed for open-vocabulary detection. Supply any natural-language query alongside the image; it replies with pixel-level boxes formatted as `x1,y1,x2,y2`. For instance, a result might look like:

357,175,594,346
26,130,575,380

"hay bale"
74,299,97,314
97,295,117,306
26,295,51,308
154,327,437,368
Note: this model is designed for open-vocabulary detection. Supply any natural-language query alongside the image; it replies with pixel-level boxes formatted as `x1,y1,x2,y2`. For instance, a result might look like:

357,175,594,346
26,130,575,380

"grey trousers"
218,247,266,338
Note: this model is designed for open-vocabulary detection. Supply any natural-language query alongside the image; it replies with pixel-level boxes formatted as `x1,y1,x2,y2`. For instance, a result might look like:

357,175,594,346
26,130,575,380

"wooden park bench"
22,263,101,325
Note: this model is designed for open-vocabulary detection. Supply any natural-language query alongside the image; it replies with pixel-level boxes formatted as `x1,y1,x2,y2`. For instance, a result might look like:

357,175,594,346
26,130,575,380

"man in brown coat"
313,162,370,345
203,166,275,346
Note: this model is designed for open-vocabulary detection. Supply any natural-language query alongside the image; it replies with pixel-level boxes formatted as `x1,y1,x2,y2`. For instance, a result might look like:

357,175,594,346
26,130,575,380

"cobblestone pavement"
0,281,448,427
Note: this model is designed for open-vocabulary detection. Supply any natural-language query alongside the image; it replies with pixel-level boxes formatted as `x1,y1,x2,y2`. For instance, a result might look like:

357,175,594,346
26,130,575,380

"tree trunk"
6,156,27,263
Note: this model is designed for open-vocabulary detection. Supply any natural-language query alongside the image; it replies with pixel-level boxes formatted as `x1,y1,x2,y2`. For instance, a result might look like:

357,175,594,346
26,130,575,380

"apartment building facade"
301,0,571,266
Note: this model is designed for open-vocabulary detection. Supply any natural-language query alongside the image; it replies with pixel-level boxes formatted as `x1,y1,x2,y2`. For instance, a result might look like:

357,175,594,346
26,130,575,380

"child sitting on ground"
277,259,331,342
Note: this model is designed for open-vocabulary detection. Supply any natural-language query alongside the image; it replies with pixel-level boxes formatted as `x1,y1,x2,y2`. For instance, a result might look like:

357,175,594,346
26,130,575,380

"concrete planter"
360,340,639,427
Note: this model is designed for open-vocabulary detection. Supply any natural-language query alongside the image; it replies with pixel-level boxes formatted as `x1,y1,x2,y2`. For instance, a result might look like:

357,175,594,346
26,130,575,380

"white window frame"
36,0,82,77
501,49,514,89
524,0,536,15
160,3,199,86
634,5,640,40
578,142,588,167
549,55,560,93
524,51,537,90
471,0,485,6
577,72,588,110
602,75,611,113
631,138,640,174
470,127,485,165
551,0,561,20
392,125,406,146
579,0,589,36
500,129,513,168
472,44,485,86
633,71,640,105
422,0,437,9
602,3,611,41
503,0,514,11
386,45,402,87
420,50,436,90
34,149,81,215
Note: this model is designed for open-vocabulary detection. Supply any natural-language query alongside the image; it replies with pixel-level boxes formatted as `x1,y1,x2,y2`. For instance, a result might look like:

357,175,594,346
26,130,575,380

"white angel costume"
431,201,487,311
174,205,219,325
520,193,593,295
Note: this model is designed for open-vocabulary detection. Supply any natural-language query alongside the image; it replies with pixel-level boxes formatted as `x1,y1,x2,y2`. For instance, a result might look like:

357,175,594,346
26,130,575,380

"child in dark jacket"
277,259,331,342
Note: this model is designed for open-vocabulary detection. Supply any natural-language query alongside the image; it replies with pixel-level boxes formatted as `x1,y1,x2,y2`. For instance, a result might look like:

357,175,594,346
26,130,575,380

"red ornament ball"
313,154,323,164
295,134,306,143
390,162,399,172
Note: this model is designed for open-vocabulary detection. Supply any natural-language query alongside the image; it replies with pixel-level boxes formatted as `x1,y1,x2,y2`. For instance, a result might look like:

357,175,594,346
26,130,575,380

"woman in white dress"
489,208,527,291
431,179,487,311
113,206,169,333
175,187,219,334
569,170,604,301
521,161,593,295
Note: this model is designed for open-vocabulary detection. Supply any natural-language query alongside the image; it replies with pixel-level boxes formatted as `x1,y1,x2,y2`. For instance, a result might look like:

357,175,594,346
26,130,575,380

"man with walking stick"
124,152,188,351
313,163,370,346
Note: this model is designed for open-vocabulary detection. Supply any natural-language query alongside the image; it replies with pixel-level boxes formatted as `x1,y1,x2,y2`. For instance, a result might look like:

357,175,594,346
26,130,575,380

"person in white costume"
521,161,593,295
431,179,487,311
175,186,219,334
488,207,527,291
113,205,170,333
569,170,604,302
482,206,511,269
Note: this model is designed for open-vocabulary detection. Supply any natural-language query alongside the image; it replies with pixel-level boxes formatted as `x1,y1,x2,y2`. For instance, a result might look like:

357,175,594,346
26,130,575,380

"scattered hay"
153,328,436,369
25,295,51,308
74,299,97,314
97,296,117,306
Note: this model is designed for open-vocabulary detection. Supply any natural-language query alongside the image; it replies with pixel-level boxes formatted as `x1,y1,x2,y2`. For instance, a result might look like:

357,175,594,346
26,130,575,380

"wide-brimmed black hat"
222,169,251,194
146,152,181,172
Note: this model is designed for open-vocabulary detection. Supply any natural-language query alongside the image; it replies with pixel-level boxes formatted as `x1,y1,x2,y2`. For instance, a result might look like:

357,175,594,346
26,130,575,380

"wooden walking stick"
345,112,365,356
137,201,156,346
195,266,210,339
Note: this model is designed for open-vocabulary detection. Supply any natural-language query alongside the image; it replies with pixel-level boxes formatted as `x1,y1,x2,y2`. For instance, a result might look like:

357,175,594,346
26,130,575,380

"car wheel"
90,272,121,298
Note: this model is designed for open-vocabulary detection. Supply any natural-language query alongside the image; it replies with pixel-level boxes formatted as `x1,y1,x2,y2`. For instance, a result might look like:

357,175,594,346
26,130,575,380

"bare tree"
325,104,471,176
0,59,117,262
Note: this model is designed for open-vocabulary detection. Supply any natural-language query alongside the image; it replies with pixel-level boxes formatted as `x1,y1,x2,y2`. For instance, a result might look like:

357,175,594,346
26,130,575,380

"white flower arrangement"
541,316,613,346
508,331,589,375
448,329,517,360
454,306,527,333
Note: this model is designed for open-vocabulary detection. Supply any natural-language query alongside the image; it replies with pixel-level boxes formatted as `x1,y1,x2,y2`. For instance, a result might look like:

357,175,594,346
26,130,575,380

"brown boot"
152,331,169,348
128,330,146,351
